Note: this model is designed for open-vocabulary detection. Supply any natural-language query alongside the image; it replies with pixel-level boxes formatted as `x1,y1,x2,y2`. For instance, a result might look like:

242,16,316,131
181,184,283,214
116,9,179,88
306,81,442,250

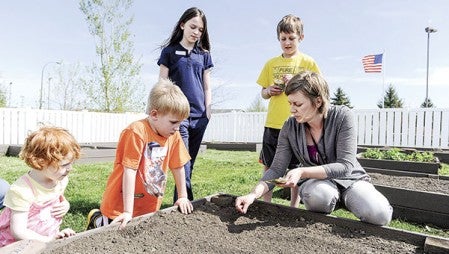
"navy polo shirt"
157,43,214,118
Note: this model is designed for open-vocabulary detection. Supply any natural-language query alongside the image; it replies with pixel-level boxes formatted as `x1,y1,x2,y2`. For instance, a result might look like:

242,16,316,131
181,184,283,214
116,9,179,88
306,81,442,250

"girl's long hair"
161,7,210,51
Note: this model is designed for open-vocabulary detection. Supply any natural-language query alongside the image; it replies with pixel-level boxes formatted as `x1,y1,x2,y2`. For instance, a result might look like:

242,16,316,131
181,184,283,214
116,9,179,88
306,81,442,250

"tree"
210,81,234,108
246,94,267,112
377,84,403,108
421,98,435,108
51,63,85,110
0,85,6,107
330,87,353,108
79,0,144,112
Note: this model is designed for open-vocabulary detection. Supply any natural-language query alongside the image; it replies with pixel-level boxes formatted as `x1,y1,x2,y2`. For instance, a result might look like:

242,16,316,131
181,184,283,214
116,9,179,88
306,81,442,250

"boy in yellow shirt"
258,14,321,205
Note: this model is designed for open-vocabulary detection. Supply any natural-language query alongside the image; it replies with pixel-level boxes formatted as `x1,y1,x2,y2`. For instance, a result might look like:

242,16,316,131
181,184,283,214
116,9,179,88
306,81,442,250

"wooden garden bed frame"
357,157,440,174
356,152,449,229
374,184,449,229
6,194,447,254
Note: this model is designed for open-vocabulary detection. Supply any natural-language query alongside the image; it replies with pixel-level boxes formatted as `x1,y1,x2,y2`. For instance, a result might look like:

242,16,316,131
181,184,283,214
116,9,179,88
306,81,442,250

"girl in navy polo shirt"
158,7,213,202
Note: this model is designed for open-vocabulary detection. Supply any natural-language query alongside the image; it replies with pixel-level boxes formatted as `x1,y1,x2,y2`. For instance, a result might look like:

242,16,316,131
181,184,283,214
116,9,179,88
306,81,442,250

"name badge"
175,50,187,56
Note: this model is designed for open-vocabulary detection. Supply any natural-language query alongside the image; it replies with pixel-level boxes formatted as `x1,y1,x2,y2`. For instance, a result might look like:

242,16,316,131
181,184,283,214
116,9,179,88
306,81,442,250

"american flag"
362,54,383,73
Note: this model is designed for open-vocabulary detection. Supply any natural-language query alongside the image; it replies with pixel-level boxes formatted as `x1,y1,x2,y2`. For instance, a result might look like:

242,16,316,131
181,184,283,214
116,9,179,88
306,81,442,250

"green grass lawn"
0,149,448,238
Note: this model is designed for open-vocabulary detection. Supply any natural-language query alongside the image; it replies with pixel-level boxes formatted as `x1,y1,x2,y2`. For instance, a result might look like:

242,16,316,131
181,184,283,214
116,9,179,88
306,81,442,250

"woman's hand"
235,193,257,214
283,168,303,188
175,197,194,214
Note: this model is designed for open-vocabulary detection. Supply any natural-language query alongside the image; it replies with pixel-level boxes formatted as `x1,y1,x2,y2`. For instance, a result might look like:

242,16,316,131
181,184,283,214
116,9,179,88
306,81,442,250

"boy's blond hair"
276,14,303,39
146,79,190,119
19,126,81,170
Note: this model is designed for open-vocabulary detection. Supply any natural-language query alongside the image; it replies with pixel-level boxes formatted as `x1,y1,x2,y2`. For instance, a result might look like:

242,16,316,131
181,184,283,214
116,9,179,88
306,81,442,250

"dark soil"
45,202,422,254
42,173,449,254
369,173,449,195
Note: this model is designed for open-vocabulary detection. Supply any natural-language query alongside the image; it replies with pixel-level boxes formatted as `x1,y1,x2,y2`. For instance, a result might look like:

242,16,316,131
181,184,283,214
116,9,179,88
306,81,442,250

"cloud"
431,66,449,86
329,55,353,61
327,65,449,89
387,66,449,87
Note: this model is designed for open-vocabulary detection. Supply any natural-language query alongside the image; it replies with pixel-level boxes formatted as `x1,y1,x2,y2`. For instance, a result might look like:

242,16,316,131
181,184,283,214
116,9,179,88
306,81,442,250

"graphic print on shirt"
140,142,168,197
272,66,305,87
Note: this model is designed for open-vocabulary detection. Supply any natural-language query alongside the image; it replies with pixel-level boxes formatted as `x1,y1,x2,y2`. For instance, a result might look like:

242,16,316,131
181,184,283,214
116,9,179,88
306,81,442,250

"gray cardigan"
261,105,368,189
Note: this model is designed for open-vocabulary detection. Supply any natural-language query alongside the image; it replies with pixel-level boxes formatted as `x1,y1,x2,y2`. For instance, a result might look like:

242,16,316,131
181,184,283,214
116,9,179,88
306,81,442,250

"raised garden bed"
357,148,441,175
358,146,449,164
277,172,449,229
355,148,449,228
202,142,259,152
364,166,449,179
357,157,440,174
76,147,117,164
375,184,449,229
3,144,117,164
368,172,449,229
8,194,445,253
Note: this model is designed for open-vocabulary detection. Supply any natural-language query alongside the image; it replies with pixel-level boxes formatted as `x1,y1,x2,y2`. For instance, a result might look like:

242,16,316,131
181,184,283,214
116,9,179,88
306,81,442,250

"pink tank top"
0,176,63,247
307,145,319,164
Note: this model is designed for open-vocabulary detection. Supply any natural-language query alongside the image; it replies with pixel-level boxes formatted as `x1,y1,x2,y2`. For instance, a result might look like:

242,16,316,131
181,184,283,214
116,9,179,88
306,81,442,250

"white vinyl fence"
354,108,449,149
0,108,146,145
203,111,266,143
1,108,448,149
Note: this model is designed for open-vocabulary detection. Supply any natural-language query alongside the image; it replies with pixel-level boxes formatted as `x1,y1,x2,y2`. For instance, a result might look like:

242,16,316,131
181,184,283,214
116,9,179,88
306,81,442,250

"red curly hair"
19,126,81,170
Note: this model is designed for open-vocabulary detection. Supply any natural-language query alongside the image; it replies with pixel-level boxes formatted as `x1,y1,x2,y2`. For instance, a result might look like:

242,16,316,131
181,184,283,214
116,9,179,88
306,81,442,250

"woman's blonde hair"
285,71,330,118
19,126,81,170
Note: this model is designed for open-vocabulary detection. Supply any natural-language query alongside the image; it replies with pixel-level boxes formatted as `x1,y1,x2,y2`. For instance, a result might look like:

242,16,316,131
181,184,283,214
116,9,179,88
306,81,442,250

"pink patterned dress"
0,176,63,247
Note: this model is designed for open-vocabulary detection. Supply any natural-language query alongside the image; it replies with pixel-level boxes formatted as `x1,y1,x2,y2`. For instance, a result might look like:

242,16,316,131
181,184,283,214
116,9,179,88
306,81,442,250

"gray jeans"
298,179,392,226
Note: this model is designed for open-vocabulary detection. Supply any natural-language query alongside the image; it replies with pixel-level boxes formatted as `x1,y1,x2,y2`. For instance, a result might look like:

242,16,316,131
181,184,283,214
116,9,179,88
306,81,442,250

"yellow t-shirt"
100,118,190,219
4,174,66,211
257,53,320,129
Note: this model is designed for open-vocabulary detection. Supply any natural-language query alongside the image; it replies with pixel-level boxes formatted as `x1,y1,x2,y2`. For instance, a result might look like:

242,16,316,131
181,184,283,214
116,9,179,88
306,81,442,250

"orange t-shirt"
100,118,190,219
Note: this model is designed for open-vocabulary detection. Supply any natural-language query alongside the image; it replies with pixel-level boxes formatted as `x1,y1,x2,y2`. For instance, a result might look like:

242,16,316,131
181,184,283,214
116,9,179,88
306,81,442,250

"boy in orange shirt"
87,79,193,230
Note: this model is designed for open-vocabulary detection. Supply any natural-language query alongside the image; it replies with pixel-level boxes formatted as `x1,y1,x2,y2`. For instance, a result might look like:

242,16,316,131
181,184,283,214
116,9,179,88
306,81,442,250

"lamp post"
9,82,12,107
39,61,61,109
425,27,437,107
47,77,52,110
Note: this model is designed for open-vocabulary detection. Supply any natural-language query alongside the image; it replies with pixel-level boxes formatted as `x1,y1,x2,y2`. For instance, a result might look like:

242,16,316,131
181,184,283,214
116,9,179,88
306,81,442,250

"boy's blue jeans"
173,116,209,202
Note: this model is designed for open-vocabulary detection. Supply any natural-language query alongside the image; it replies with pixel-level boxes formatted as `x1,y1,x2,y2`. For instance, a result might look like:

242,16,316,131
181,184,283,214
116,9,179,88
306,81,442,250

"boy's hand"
282,74,293,85
51,198,70,218
267,84,283,96
175,197,193,214
112,212,133,230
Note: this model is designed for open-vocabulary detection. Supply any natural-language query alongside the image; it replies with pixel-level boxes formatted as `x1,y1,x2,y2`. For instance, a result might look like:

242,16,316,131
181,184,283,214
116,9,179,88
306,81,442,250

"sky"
1,0,448,110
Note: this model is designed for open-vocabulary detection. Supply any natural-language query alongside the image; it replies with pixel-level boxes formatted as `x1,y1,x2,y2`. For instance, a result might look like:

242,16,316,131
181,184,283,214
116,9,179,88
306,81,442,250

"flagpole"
362,53,385,108
382,50,385,108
